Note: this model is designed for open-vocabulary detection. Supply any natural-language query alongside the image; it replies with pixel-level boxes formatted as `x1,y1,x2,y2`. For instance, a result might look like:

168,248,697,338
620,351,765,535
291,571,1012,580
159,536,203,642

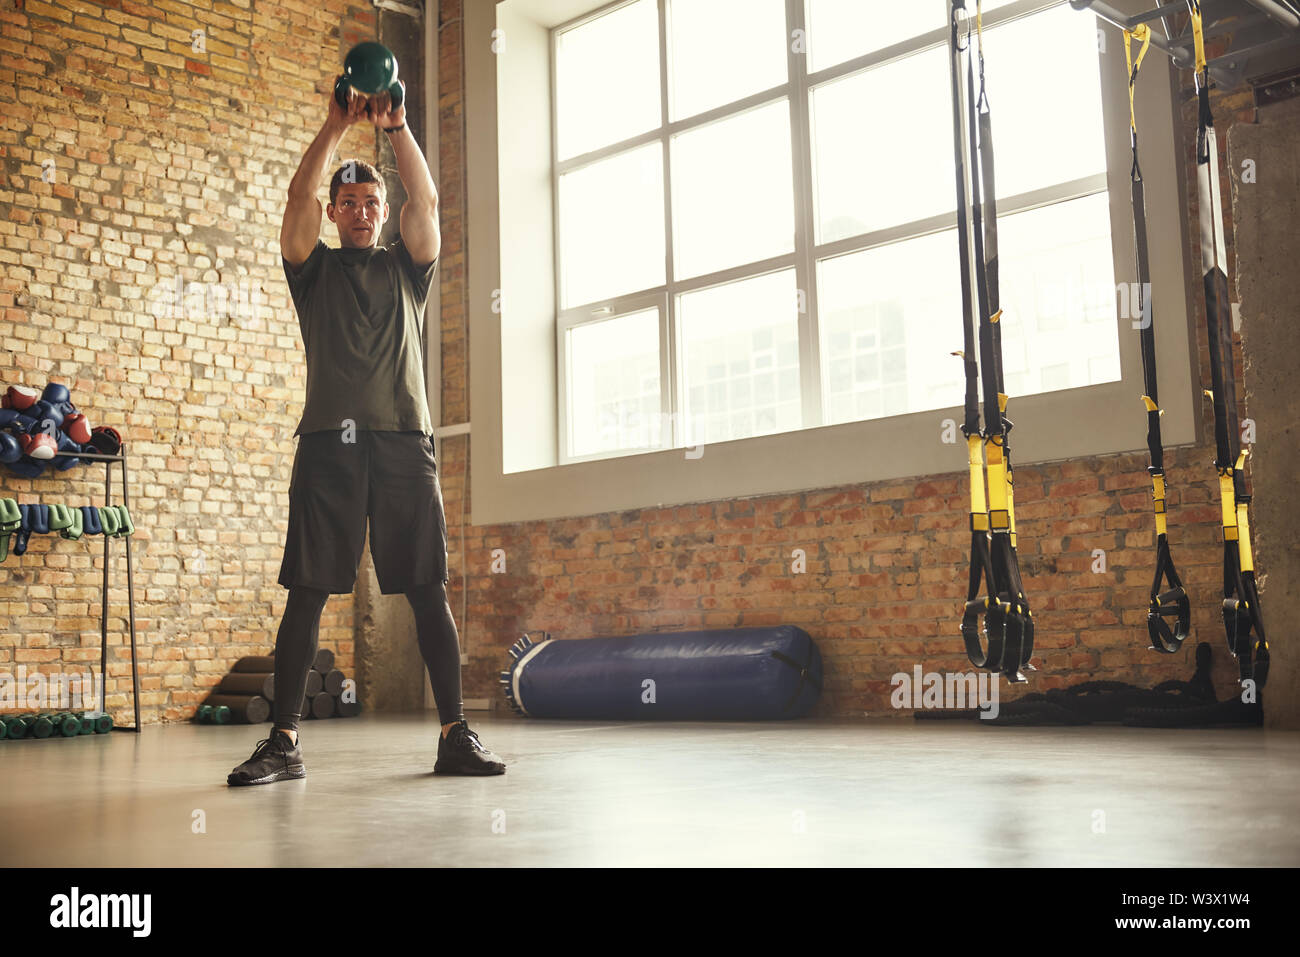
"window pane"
805,0,943,73
669,0,788,120
816,192,1119,424
811,47,952,243
994,193,1120,397
818,231,962,424
976,4,1108,197
560,144,665,307
672,101,795,279
567,309,662,457
556,0,661,160
679,270,802,445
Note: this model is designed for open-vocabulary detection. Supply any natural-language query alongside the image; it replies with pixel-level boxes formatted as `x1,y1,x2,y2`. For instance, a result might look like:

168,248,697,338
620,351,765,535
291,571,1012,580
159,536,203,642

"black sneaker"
227,729,306,786
435,720,506,775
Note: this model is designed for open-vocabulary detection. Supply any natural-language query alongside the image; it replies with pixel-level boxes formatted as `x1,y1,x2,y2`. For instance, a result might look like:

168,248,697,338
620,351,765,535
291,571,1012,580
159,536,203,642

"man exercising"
228,83,505,784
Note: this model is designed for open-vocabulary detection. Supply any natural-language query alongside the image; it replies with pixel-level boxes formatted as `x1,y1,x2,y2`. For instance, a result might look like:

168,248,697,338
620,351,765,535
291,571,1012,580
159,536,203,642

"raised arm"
281,91,366,266
366,87,441,266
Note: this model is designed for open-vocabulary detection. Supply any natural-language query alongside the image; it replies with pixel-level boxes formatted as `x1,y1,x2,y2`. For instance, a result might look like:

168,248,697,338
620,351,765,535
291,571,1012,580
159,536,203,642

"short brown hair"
329,159,387,205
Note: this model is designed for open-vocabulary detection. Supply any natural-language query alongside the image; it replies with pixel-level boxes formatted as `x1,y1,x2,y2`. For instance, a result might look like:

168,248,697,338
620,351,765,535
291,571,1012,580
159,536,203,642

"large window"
553,0,1120,463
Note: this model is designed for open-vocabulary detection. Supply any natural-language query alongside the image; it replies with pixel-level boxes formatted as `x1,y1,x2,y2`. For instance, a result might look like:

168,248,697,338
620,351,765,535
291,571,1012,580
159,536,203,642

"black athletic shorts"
278,430,449,595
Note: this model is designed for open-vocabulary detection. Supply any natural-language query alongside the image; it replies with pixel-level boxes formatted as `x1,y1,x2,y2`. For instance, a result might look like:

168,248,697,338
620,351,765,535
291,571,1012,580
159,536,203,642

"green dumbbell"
47,503,74,534
3,715,29,739
98,506,121,537
196,704,213,724
59,506,83,541
22,714,54,739
0,498,19,532
0,497,18,562
94,713,113,733
115,504,134,536
48,712,80,737
333,41,404,112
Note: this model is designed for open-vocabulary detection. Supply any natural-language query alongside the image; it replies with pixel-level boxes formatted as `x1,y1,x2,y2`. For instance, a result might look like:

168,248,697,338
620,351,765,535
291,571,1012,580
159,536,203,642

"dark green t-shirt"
283,237,437,437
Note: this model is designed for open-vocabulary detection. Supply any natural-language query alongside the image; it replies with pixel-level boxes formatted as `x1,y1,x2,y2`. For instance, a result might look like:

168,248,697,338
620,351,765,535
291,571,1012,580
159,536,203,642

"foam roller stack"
197,649,361,724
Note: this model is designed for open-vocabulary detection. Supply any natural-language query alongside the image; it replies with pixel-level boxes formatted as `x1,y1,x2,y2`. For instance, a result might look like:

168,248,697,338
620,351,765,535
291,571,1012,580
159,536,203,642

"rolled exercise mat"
231,655,276,674
218,672,275,696
313,648,334,674
304,669,323,698
311,692,335,719
203,694,270,725
336,697,360,718
262,674,275,701
500,626,823,720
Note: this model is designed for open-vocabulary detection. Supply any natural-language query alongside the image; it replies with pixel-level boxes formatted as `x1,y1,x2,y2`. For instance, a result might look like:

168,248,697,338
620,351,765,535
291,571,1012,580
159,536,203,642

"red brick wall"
438,6,1267,716
0,0,390,723
0,0,1266,725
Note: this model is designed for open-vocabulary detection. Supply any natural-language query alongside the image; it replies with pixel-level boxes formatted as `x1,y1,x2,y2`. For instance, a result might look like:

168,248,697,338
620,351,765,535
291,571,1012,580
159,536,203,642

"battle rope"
949,0,1034,683
1188,0,1269,689
1124,25,1191,654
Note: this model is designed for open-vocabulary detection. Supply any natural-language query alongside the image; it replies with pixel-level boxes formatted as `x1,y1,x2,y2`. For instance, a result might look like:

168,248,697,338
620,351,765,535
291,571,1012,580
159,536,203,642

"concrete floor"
1,714,1297,867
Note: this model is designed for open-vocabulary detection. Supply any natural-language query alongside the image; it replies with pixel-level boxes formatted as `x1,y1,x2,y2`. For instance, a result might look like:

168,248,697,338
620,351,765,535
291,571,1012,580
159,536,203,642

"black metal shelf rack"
3,444,141,733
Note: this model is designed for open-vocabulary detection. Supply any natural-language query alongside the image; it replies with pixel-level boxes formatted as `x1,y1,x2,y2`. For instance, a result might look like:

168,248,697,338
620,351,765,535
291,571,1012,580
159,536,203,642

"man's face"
327,182,389,249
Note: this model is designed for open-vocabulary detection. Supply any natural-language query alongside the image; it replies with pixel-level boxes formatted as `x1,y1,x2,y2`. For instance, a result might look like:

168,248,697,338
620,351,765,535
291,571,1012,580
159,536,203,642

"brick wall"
0,0,1270,725
439,5,1270,717
0,0,392,723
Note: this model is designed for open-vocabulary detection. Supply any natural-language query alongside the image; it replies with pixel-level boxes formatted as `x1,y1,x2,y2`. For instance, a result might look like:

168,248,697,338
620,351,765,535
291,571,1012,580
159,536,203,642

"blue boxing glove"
5,457,47,479
54,432,81,470
28,399,63,433
29,504,50,535
80,505,103,535
0,430,20,464
41,383,74,416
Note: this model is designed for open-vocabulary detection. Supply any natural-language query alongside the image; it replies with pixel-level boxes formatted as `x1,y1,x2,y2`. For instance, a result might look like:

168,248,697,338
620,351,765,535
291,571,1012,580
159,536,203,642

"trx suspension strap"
1188,0,1268,688
1125,26,1190,654
949,0,1033,683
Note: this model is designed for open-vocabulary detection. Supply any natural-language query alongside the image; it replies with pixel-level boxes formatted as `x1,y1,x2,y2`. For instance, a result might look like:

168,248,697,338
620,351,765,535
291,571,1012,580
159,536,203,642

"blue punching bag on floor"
500,626,822,720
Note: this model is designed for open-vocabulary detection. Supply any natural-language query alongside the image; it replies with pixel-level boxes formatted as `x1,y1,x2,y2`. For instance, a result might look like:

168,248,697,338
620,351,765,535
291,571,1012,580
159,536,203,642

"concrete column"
355,538,427,713
1228,96,1300,729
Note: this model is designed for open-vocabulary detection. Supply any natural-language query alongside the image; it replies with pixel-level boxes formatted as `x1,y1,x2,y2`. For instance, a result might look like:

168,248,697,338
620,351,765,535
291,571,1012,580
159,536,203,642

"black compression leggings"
272,582,465,732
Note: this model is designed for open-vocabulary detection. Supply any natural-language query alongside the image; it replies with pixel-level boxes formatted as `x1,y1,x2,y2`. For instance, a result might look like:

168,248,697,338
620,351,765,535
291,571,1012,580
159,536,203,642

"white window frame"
467,0,1200,526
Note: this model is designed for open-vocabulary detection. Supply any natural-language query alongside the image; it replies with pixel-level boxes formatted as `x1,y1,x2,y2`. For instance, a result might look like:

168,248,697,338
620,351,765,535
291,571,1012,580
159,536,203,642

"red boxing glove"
63,412,92,444
19,432,57,460
3,385,39,411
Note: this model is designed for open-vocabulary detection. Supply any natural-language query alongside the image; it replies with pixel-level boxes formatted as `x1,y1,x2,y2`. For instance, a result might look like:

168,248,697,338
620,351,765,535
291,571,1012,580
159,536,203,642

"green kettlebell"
333,41,404,112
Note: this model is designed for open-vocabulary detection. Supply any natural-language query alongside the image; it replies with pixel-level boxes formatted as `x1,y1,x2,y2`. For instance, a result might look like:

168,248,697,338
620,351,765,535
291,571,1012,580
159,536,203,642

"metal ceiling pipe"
1242,0,1300,28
